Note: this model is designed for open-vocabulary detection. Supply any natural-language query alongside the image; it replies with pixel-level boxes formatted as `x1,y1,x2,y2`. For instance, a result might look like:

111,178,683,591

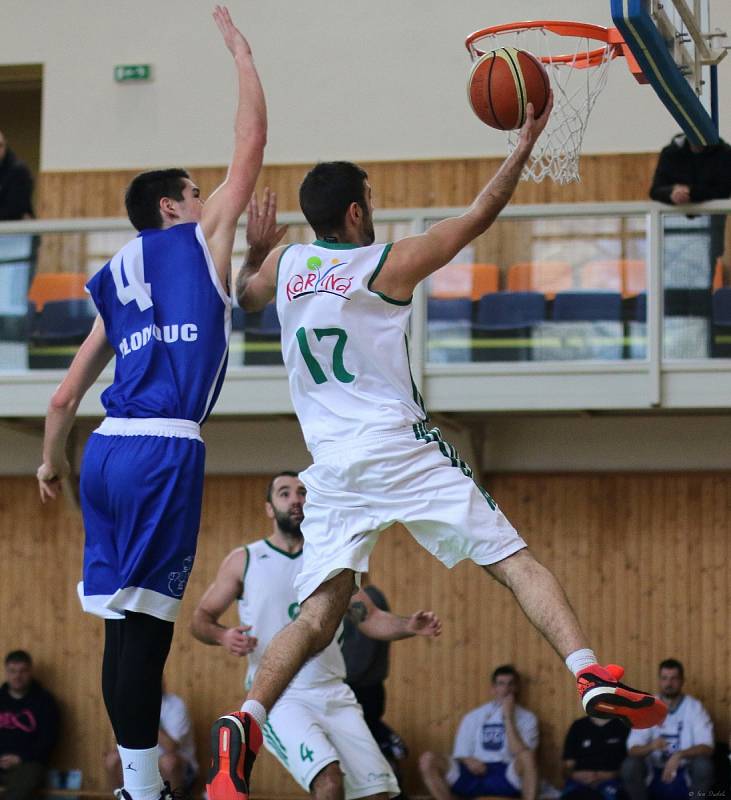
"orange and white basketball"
467,47,550,130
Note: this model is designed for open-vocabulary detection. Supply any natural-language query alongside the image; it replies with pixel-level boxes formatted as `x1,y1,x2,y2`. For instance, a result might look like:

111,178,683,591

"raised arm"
371,95,553,302
347,588,442,642
191,547,258,657
201,6,267,284
37,316,114,502
235,188,287,311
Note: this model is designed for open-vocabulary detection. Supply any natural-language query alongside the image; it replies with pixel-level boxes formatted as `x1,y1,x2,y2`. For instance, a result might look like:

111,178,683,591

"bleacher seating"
430,263,499,300
473,291,546,361
28,273,88,311
28,298,96,368
544,290,624,360
506,261,572,299
427,297,473,363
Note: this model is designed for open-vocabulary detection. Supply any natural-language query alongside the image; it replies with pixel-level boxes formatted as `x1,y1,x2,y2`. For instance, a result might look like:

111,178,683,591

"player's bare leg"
483,548,586,658
484,548,666,728
418,752,456,800
310,763,388,800
250,567,356,709
208,569,356,800
310,763,344,800
513,748,538,800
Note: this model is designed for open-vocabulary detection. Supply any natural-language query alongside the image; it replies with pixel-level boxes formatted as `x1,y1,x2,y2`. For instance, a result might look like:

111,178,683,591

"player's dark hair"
492,664,519,683
5,649,32,666
658,658,684,677
299,161,369,238
266,471,300,504
124,168,190,232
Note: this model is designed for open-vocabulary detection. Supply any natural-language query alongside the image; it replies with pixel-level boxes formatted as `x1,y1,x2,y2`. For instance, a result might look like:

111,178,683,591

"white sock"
241,699,267,730
117,745,163,800
565,648,599,676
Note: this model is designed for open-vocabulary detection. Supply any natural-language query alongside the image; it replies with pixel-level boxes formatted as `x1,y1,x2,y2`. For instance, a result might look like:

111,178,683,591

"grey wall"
2,0,729,170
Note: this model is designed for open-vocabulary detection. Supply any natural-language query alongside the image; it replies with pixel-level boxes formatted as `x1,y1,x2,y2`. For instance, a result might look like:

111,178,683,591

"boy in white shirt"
419,665,539,800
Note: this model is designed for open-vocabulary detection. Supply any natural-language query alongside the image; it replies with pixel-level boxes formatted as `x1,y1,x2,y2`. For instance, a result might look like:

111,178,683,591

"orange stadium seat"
506,261,572,299
28,273,88,312
621,260,647,297
430,263,499,300
580,260,623,293
712,256,724,291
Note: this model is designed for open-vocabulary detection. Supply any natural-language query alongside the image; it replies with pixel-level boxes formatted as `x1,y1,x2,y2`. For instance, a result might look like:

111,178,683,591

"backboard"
610,0,728,145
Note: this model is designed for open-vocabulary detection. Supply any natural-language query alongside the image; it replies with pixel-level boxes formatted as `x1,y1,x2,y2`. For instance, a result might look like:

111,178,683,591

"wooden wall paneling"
36,154,661,222
1,472,728,795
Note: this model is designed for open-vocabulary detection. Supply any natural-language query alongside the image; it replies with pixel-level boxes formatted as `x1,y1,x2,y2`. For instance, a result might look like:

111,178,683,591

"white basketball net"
468,26,617,184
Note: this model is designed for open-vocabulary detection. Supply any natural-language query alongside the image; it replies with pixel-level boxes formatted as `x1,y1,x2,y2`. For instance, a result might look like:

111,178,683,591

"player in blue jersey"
35,7,266,800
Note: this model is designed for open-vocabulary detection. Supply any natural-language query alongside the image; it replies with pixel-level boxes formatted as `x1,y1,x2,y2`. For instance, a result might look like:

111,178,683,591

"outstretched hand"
405,610,442,638
246,188,288,263
213,5,252,59
516,90,554,153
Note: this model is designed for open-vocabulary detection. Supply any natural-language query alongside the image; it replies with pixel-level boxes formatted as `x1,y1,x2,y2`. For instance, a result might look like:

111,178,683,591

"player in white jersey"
193,472,441,800
622,659,714,800
207,99,666,800
36,8,266,800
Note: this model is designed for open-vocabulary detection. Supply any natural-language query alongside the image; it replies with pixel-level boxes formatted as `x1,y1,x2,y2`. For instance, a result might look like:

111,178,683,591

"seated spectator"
0,650,60,800
621,658,714,800
561,715,629,799
105,681,198,794
419,664,539,800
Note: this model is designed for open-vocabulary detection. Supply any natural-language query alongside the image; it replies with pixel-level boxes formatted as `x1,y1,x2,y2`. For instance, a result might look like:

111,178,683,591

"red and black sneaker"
577,664,667,729
206,712,263,800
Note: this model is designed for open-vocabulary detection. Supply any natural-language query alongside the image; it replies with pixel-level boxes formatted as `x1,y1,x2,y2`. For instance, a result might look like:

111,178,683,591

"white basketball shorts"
252,681,399,798
295,423,526,602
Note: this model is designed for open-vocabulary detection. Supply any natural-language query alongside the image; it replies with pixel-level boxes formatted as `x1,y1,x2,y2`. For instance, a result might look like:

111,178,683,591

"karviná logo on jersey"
286,255,353,302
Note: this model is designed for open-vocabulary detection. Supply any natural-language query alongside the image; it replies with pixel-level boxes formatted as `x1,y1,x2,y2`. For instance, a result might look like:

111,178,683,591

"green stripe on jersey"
412,423,496,509
367,243,411,306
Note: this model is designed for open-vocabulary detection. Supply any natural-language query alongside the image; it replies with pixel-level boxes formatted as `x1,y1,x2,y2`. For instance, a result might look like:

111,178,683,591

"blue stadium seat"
244,302,282,365
34,299,96,341
427,298,473,363
29,298,96,368
553,291,623,321
428,297,473,321
231,306,246,331
259,303,281,336
473,291,546,361
476,291,545,329
542,291,623,361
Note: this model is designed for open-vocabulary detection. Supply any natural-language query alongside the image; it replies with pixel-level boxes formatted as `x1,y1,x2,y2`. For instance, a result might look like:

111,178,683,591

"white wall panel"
2,1,729,169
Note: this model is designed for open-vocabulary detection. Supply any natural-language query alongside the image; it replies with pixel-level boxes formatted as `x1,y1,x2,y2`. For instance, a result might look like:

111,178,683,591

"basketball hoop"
465,21,635,183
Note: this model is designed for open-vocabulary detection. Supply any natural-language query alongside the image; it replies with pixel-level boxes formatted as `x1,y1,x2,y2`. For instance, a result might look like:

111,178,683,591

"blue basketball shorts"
447,759,521,798
78,418,206,622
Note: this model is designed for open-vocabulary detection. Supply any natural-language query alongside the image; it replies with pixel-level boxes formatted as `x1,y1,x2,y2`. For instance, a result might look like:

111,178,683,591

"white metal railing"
0,199,730,417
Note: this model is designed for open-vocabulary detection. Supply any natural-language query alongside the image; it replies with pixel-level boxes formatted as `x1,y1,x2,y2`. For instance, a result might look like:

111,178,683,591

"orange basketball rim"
462,19,647,183
465,20,645,80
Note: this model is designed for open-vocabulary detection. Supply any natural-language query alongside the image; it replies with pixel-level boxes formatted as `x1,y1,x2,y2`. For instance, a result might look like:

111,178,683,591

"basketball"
467,46,550,130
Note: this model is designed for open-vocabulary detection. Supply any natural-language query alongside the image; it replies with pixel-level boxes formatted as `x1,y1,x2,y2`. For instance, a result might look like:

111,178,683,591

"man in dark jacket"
650,134,731,289
0,130,35,220
0,650,60,800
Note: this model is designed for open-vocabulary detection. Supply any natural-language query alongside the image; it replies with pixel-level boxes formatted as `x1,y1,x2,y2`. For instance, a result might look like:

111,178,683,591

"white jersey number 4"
296,326,355,384
110,238,153,312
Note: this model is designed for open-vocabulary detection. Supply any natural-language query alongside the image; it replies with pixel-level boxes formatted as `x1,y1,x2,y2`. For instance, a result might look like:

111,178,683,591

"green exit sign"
114,64,152,82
